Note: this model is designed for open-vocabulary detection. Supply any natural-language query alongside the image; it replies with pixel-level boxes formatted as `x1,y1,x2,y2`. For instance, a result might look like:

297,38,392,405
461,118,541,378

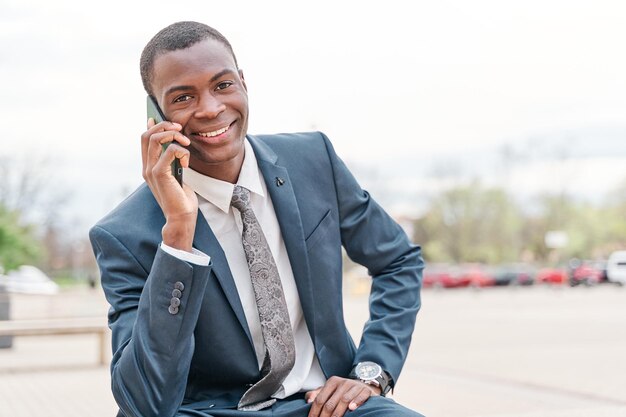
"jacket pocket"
305,210,332,251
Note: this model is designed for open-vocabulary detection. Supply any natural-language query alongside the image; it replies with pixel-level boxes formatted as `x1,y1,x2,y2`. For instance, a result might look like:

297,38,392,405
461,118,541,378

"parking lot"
1,284,625,417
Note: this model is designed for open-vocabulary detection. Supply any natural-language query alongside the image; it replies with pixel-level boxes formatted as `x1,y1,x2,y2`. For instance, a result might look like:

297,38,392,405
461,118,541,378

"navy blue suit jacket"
90,132,424,417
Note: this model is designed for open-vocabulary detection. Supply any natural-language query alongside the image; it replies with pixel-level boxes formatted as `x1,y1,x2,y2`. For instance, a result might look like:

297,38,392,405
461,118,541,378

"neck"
190,152,244,184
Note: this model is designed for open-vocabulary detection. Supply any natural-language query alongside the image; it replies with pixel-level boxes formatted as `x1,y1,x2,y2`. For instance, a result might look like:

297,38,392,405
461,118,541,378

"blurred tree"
414,172,626,265
601,180,626,253
524,193,576,262
0,204,43,271
0,154,70,273
528,188,626,262
414,181,523,263
0,155,69,225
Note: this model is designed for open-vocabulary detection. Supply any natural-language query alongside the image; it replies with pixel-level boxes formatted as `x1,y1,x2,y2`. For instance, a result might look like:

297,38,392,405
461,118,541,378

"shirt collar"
183,139,265,213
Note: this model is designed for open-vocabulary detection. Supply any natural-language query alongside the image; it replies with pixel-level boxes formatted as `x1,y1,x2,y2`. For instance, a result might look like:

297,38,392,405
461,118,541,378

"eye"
173,94,193,103
216,81,233,91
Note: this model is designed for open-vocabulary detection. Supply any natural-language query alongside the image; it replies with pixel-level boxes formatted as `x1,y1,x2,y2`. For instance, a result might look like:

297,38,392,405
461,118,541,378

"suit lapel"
193,214,254,347
248,136,317,337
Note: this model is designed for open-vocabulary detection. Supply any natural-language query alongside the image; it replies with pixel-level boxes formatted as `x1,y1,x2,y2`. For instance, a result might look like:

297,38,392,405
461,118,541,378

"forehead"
151,38,237,96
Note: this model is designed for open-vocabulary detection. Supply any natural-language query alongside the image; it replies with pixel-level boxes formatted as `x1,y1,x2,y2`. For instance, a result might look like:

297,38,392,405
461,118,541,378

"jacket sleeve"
90,225,212,417
320,132,424,387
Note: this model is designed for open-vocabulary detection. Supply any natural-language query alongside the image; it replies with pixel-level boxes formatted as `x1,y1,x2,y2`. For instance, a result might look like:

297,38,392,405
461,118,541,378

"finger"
320,383,354,417
162,138,191,170
146,131,190,173
143,119,177,152
305,388,321,404
147,119,181,132
152,144,189,181
167,144,191,167
141,121,182,169
179,148,190,169
308,379,339,417
310,376,353,417
348,386,373,411
149,130,190,150
341,383,363,410
147,145,191,212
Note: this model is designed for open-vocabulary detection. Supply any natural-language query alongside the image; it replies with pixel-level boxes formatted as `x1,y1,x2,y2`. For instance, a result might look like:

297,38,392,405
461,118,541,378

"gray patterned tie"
231,185,296,411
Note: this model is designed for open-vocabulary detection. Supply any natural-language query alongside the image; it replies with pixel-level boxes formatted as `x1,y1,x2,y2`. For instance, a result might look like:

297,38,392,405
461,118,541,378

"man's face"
151,38,248,179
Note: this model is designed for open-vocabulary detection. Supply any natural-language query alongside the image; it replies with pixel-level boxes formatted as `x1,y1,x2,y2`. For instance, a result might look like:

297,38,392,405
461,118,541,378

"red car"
423,264,494,289
423,265,466,289
536,267,568,285
458,264,495,288
569,260,604,286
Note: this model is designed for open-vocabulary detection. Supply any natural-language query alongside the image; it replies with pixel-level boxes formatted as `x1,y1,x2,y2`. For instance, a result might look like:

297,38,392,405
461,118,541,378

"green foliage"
414,180,626,264
0,204,43,272
415,181,523,263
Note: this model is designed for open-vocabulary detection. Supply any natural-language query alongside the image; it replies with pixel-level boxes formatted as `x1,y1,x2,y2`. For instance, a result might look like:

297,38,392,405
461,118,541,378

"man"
90,21,424,417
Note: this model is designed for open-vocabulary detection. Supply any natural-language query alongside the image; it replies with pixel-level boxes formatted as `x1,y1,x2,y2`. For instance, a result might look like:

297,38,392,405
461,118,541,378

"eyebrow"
164,69,237,97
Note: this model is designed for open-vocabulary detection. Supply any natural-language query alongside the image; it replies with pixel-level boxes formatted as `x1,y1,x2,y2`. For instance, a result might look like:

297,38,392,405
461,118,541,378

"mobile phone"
146,95,183,186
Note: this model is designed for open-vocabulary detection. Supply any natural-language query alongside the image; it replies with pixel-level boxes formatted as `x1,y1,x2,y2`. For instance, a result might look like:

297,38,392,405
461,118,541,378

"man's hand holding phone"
141,117,198,252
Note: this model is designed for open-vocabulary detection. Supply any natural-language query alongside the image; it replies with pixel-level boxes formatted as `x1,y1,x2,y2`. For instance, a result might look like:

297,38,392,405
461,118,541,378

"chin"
191,141,245,167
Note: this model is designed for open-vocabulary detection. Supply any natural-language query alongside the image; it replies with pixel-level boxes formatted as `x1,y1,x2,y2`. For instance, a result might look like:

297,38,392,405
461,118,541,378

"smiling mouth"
195,123,231,138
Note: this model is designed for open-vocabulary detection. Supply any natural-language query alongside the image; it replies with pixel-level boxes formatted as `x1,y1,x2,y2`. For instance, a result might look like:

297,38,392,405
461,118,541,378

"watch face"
355,361,382,381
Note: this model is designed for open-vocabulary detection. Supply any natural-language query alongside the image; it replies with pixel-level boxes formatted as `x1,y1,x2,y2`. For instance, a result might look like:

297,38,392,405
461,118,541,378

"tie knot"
231,185,251,212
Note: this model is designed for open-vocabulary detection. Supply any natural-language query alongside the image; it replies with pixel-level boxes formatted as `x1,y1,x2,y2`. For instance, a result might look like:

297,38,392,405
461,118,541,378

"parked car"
423,265,460,289
0,265,59,295
568,259,604,286
423,264,473,289
492,264,534,286
458,264,495,288
423,264,494,289
607,251,626,285
536,267,568,285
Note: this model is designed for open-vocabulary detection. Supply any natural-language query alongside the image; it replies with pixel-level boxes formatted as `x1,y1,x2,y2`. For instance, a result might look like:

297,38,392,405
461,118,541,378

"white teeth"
197,125,229,137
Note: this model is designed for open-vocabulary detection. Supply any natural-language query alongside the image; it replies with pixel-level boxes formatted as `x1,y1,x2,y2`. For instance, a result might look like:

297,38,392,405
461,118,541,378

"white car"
0,265,59,295
607,251,626,285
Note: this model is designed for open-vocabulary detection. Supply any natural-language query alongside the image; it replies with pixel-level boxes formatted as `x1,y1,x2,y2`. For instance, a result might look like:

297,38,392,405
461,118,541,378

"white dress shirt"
162,139,326,398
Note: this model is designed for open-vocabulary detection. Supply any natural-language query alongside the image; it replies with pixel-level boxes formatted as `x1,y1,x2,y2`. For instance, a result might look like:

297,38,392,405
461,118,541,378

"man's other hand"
305,376,381,417
142,118,198,251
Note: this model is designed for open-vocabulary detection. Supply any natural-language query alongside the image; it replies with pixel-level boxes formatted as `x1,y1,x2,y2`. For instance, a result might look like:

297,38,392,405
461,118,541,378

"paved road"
1,284,625,417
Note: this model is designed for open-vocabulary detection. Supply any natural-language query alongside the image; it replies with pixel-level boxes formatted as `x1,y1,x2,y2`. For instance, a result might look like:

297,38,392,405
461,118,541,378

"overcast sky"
1,0,626,232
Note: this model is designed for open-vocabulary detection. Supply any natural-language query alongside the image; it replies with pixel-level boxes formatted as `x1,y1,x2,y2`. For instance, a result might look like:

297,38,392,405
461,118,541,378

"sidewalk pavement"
1,285,626,417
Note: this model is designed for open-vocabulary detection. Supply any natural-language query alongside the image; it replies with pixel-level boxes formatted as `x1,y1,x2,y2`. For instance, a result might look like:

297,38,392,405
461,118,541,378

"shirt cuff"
160,242,211,266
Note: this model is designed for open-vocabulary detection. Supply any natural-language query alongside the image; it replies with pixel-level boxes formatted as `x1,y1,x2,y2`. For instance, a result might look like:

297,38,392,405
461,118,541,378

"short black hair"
140,21,238,96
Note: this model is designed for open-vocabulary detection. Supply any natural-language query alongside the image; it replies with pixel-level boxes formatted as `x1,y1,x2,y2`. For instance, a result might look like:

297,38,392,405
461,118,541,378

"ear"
238,68,247,92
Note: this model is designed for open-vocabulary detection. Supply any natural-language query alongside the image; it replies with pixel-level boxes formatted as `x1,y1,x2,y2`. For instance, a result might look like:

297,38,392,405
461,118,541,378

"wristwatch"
349,361,392,396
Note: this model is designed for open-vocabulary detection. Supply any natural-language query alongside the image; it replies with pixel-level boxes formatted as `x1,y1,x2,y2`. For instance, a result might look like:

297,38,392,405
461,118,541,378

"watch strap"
376,371,393,396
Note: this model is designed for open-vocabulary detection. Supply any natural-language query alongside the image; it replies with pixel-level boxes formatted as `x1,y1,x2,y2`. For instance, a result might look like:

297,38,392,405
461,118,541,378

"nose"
193,93,226,119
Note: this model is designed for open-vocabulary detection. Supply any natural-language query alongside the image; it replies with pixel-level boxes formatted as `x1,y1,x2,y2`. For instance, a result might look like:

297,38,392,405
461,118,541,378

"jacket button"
174,281,185,291
168,305,179,315
170,297,181,308
172,289,182,298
